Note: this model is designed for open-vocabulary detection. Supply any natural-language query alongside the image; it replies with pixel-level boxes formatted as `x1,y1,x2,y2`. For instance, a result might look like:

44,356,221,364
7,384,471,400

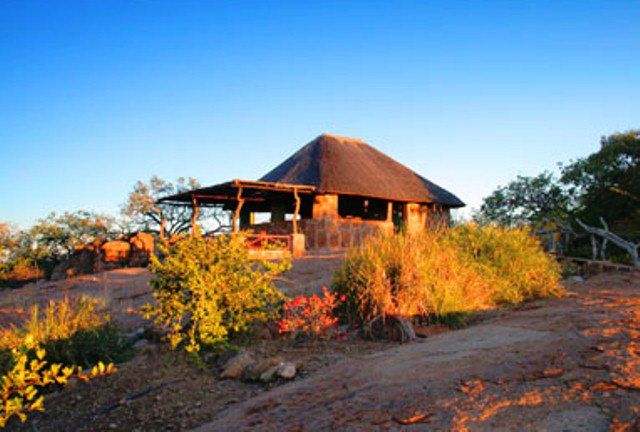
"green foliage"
1,212,117,284
475,172,571,227
560,130,640,241
445,224,563,304
0,299,120,428
476,131,640,261
28,211,116,266
333,225,563,326
145,234,290,354
122,176,201,236
0,297,131,372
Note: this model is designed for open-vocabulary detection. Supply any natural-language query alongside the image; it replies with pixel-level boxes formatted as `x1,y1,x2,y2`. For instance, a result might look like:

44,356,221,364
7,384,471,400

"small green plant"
1,337,116,428
144,234,291,354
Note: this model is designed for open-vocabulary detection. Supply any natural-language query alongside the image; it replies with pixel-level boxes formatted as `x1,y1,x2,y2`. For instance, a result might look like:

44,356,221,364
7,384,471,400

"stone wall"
252,216,393,251
249,194,451,252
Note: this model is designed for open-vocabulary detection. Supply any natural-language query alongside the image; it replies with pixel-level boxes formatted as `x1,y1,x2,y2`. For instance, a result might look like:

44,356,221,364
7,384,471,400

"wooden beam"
191,196,200,237
292,187,300,234
232,187,245,233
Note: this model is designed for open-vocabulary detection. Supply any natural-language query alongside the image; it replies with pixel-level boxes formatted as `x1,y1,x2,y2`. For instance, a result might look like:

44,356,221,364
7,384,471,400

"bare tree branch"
577,218,639,268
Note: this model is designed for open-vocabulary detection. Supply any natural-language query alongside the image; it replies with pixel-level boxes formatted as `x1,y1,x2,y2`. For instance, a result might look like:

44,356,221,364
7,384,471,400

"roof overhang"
157,179,316,206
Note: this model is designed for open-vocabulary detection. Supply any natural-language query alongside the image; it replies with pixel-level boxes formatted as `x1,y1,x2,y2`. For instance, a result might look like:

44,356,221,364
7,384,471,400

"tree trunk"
577,218,639,268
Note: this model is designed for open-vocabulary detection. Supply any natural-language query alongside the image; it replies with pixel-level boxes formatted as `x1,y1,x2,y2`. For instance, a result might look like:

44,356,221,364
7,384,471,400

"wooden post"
233,187,245,233
160,213,167,239
292,188,300,234
191,196,200,237
386,201,393,222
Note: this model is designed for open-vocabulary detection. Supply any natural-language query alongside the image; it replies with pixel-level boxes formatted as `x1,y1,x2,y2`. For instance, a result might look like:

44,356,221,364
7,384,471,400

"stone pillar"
291,233,306,258
312,194,338,219
404,203,426,233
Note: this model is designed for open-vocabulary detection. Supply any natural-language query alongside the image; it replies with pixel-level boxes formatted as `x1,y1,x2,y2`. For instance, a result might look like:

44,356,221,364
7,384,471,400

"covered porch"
158,179,315,257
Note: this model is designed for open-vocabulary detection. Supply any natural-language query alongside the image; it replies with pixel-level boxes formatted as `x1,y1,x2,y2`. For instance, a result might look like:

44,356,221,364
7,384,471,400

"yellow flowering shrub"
1,335,115,428
145,233,290,354
0,298,122,428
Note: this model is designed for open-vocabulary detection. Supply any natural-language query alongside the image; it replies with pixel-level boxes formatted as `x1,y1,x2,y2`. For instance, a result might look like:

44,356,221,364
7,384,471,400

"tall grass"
333,224,563,326
445,224,562,304
0,298,124,427
0,297,131,369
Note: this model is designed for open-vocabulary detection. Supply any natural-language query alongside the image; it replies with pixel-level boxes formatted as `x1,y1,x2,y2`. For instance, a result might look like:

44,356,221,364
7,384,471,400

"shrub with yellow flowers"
144,233,291,355
1,335,116,428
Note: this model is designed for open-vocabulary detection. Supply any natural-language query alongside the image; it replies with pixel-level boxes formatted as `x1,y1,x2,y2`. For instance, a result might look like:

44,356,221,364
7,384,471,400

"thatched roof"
259,134,464,207
159,134,464,208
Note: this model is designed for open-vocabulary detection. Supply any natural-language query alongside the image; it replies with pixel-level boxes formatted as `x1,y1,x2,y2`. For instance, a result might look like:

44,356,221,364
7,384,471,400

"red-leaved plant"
277,287,345,341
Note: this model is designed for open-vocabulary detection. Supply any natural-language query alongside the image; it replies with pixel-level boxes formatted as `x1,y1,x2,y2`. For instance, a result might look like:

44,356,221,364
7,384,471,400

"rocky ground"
18,336,393,431
0,253,343,329
196,272,640,432
3,262,639,431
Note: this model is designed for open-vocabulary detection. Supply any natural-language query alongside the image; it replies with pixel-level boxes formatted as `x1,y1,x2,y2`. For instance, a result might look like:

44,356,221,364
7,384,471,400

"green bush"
333,224,563,327
445,224,563,304
145,234,291,354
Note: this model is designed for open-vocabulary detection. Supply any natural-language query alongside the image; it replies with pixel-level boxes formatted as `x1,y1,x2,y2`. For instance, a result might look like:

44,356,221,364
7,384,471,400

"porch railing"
246,232,292,251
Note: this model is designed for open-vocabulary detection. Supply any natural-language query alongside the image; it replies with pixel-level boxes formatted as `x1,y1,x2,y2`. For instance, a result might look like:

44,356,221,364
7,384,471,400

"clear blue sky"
1,1,639,227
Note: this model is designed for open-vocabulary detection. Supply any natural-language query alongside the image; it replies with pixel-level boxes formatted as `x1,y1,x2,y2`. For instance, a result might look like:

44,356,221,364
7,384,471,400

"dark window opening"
338,196,388,221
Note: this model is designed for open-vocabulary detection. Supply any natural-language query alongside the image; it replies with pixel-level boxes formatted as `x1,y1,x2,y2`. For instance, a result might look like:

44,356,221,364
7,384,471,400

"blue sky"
1,1,639,227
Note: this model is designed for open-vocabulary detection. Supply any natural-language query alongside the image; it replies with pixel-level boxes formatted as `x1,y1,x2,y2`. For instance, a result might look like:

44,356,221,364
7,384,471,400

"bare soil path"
195,272,640,432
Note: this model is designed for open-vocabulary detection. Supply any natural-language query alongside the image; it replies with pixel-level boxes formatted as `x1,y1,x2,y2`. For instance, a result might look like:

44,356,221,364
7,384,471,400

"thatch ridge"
259,133,464,207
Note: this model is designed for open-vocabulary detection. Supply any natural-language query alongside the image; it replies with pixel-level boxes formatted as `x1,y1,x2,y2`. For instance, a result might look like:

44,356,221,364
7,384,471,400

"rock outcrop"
129,232,154,267
50,232,155,280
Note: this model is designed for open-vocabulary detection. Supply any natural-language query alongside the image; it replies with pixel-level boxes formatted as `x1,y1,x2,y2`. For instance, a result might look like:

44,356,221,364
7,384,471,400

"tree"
122,176,199,238
122,176,231,237
27,211,116,263
561,130,640,241
475,172,572,227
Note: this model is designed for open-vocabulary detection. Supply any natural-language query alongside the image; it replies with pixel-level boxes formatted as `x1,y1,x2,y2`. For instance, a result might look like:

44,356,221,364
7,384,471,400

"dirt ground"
3,261,639,431
196,272,640,432
0,252,343,330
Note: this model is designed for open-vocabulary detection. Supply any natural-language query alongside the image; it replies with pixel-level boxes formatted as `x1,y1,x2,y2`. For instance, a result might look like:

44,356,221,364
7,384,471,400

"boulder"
50,242,101,281
94,240,130,272
129,232,154,267
259,365,280,383
220,351,255,380
277,362,296,380
246,356,284,381
101,241,131,264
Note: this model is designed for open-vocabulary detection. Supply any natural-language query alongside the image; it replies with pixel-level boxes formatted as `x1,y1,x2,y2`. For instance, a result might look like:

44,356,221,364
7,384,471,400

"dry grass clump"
0,297,131,369
333,224,563,326
0,298,122,428
0,297,105,350
445,224,563,304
